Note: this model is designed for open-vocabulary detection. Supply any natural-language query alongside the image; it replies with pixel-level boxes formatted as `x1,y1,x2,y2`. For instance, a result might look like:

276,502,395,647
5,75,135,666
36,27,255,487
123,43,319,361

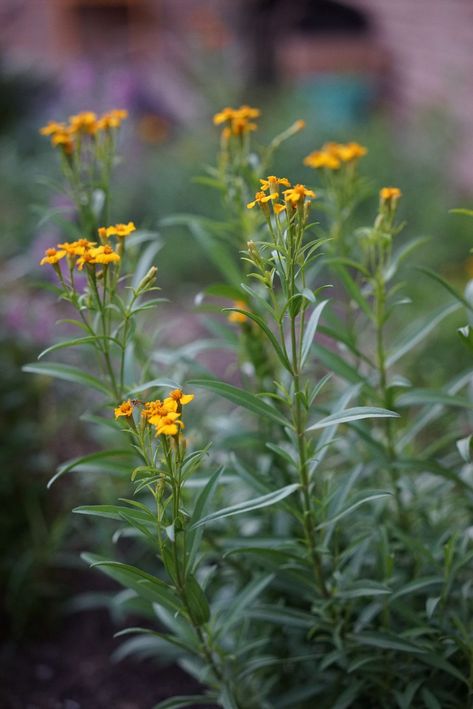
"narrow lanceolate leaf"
23,362,111,395
190,484,299,529
81,553,182,613
350,632,427,654
153,695,218,709
223,307,292,372
189,378,290,427
300,300,329,367
37,336,106,359
217,574,274,635
396,389,473,410
307,406,398,432
317,490,391,529
187,467,225,573
48,449,132,488
387,302,460,366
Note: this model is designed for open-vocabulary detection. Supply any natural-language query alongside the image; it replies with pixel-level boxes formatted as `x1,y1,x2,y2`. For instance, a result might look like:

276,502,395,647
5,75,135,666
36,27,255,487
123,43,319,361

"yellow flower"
213,106,235,125
155,412,184,436
88,244,120,265
259,176,291,193
51,130,75,154
144,399,178,423
69,111,98,134
40,247,66,266
247,191,278,209
336,142,367,162
213,105,260,136
164,389,195,407
304,150,341,170
274,202,286,214
228,300,248,324
380,186,402,204
99,222,136,239
283,184,316,206
96,108,129,131
39,121,67,136
57,239,96,257
114,400,134,419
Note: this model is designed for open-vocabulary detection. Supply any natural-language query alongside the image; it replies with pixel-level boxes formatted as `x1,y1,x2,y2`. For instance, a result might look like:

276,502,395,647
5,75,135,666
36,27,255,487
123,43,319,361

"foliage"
27,104,473,707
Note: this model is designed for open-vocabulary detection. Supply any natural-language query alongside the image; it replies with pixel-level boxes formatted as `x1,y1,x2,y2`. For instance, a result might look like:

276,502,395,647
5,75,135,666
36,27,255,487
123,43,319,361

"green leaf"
317,490,391,529
190,483,299,529
48,449,132,488
300,300,329,367
187,467,224,573
23,361,111,395
185,574,210,626
126,378,180,395
307,406,398,432
81,553,182,613
390,576,443,600
154,695,217,709
417,267,473,311
396,390,473,410
312,344,368,386
189,377,290,428
387,302,460,366
223,306,292,372
337,581,391,599
37,336,106,359
73,504,154,525
351,632,427,654
217,575,274,639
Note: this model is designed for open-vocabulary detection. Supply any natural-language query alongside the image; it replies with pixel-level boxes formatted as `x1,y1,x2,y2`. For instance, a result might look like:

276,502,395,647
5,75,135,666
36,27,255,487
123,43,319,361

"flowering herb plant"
27,106,473,708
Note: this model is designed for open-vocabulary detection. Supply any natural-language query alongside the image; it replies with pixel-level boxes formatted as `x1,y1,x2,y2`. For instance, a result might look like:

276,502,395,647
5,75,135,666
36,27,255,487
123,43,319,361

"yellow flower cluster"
304,142,367,170
213,105,260,138
115,389,194,437
247,176,316,214
40,109,128,153
98,222,136,240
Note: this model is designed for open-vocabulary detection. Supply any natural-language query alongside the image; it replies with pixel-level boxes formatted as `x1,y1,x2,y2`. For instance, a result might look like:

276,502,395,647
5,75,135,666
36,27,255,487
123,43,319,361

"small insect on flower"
114,400,134,419
40,247,66,266
99,222,136,239
247,191,278,210
228,300,249,324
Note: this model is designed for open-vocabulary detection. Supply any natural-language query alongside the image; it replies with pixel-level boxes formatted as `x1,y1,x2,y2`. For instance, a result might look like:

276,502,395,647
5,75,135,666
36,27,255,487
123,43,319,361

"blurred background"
1,1,472,707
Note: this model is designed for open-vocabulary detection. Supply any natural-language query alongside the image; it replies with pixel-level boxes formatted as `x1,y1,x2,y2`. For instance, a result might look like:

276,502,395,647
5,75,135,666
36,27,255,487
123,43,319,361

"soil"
0,572,214,709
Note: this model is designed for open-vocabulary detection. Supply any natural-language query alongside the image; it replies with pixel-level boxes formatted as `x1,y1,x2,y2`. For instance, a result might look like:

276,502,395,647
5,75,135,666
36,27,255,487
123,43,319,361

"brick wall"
357,0,473,189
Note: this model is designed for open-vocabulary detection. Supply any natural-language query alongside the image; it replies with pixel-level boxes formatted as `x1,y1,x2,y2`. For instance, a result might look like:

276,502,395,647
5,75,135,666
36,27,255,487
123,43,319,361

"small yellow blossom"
96,109,129,131
274,202,286,214
57,239,96,257
155,412,184,436
380,186,402,204
99,222,136,239
164,389,195,407
51,130,75,154
336,141,367,162
89,244,121,265
39,121,67,136
213,105,260,137
228,300,248,324
144,399,178,424
283,184,316,206
304,150,341,170
114,400,134,419
40,247,66,266
260,176,291,193
247,191,278,209
69,111,98,134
